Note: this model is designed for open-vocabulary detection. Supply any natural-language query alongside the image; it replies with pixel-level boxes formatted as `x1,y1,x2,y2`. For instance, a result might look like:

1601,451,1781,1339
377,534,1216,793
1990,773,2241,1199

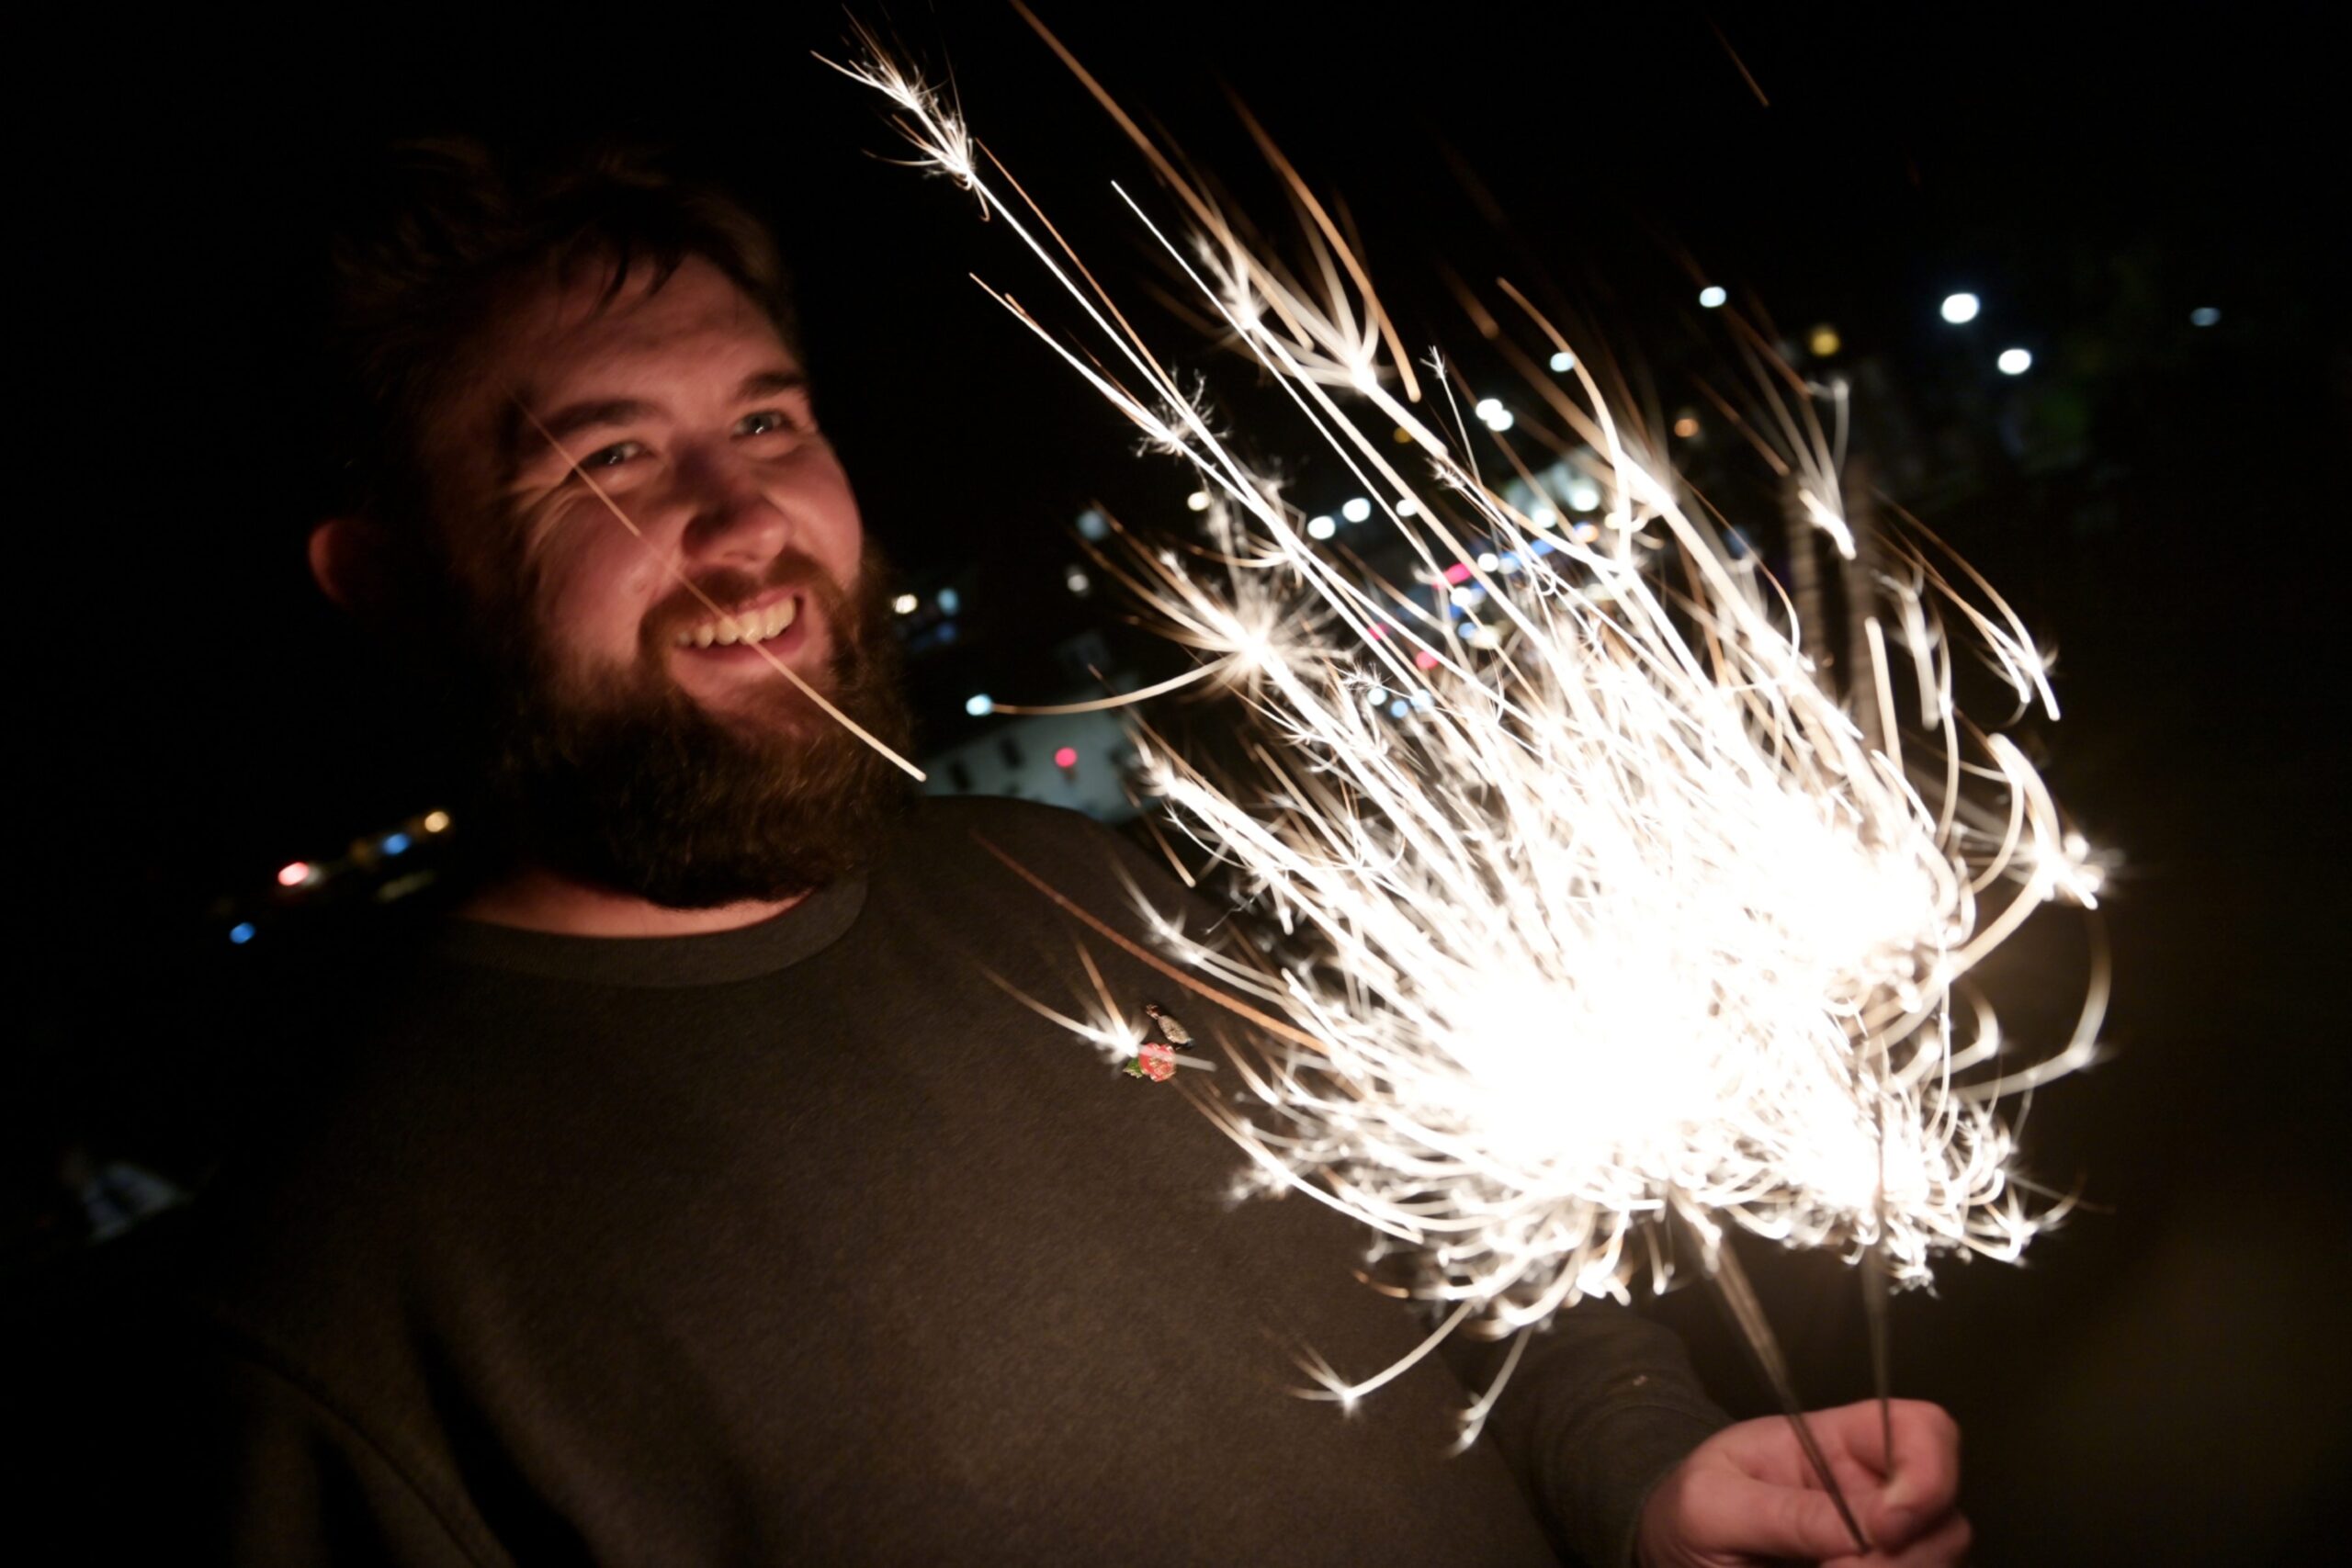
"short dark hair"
325,138,801,540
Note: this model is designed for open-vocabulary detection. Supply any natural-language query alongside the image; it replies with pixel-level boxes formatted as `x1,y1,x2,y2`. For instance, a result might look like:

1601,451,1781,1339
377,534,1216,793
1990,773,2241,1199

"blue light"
966,694,994,716
229,922,256,945
1387,698,1409,719
381,832,412,856
937,588,962,615
1077,508,1111,541
2189,306,2221,327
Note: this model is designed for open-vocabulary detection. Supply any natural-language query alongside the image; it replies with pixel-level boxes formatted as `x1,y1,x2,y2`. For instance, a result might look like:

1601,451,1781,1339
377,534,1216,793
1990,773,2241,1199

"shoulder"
891,795,1161,891
870,795,1215,951
902,793,1120,852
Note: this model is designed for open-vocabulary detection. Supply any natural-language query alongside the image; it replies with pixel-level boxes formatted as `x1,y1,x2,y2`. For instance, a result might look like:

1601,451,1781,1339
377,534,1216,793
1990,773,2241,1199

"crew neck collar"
430,873,868,987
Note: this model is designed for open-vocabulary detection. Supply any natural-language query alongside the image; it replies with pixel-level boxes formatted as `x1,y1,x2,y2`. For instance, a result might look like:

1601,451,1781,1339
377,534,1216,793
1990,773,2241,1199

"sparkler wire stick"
1694,1209,1872,1553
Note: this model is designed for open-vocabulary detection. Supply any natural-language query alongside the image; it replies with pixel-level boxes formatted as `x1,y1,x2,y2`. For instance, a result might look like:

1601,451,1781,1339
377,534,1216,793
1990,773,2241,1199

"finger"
1797,1404,1961,1510
1709,1411,1856,1491
1881,1506,1972,1567
1823,1511,1971,1568
1683,1472,1876,1562
1876,1404,1962,1538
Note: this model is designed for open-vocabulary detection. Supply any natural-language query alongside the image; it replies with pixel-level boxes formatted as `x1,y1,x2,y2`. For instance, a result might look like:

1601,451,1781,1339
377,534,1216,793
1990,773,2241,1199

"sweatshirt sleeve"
1449,1298,1732,1568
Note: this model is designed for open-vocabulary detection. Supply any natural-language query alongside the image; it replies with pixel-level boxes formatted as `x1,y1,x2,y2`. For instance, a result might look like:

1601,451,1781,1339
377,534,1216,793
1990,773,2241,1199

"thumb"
1693,1473,1871,1561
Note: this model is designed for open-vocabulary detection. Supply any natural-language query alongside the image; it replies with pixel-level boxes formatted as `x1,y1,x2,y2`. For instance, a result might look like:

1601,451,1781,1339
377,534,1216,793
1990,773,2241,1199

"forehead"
494,254,797,403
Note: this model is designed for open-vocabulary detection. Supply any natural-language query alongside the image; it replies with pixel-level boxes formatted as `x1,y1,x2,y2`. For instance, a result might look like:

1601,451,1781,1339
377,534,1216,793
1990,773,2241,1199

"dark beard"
472,547,915,908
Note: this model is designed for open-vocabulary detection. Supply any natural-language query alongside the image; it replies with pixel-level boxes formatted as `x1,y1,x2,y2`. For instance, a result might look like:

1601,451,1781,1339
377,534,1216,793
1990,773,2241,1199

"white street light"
1698,286,1727,310
1306,514,1338,540
1341,497,1373,524
1940,292,1982,324
1996,347,2033,376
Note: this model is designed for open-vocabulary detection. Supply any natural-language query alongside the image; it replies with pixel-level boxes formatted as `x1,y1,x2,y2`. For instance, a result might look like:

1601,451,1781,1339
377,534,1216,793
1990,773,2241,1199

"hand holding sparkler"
1637,1400,1967,1568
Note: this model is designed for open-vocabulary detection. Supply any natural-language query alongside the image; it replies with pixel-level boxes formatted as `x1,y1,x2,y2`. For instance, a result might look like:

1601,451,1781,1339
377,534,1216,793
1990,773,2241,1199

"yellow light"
1672,415,1701,439
422,810,452,834
1392,426,1413,444
1808,324,1841,357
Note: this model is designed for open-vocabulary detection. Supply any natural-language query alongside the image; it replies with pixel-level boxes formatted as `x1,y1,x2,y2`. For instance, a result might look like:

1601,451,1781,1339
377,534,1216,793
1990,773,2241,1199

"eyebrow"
736,367,808,400
535,397,655,449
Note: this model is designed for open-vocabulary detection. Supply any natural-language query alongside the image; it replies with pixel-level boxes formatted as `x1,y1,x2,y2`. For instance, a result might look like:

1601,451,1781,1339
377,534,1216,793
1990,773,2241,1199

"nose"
679,448,791,568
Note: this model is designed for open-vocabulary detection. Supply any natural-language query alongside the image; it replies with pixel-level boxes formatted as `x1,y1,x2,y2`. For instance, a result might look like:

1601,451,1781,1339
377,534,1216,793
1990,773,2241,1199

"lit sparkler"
828,17,2105,1467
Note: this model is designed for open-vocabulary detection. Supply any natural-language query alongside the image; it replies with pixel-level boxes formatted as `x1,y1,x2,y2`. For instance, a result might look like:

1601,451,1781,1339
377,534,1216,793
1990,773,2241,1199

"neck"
459,863,806,938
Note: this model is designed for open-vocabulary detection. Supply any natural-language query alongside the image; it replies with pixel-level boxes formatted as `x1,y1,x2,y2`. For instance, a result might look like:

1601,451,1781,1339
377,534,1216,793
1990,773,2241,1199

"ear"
309,515,408,623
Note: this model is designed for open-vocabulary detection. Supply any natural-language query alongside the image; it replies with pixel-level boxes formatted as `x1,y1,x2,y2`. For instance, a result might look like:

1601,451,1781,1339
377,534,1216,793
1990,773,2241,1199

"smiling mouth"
673,595,801,649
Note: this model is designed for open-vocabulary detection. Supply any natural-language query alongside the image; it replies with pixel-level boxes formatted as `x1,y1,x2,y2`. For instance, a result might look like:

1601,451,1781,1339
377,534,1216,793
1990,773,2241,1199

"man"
137,142,1968,1565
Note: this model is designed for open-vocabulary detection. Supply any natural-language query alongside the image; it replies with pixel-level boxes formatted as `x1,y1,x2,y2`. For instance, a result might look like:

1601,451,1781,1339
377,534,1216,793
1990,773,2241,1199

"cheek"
803,452,865,578
535,533,666,662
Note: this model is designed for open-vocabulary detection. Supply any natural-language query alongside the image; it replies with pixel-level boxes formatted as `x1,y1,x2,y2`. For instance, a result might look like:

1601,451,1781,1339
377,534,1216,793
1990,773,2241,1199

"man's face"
448,254,861,728
421,255,911,906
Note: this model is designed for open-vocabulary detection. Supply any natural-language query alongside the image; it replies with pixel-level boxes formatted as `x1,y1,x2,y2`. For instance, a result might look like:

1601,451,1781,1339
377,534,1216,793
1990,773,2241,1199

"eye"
583,440,644,469
737,409,803,438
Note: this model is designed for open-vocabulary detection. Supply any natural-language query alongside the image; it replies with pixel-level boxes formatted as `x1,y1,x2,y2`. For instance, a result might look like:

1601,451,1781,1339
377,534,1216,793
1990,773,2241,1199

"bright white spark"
842,39,2103,1437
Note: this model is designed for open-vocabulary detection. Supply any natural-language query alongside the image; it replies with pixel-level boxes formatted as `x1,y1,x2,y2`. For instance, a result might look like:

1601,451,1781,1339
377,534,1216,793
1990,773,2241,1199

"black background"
22,4,2346,1561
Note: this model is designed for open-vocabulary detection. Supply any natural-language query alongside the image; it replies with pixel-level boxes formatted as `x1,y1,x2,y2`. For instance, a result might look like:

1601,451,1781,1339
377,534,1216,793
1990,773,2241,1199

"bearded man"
129,142,1969,1567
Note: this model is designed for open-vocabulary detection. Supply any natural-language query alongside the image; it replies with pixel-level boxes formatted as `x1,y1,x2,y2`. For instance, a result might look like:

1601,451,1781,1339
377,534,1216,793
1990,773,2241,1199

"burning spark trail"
832,29,2104,1441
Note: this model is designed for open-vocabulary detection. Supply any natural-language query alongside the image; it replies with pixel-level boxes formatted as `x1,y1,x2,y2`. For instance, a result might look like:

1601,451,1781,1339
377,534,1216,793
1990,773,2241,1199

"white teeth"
679,598,799,650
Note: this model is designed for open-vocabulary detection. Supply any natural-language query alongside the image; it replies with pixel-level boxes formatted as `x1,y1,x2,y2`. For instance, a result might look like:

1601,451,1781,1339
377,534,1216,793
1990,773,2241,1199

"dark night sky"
24,5,2347,1560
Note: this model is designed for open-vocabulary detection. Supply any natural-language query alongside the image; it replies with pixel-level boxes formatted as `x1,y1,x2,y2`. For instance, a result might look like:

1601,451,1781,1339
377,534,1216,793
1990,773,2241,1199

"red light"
1443,562,1473,585
1413,649,1440,671
1364,624,1386,640
1054,746,1080,769
277,861,311,887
